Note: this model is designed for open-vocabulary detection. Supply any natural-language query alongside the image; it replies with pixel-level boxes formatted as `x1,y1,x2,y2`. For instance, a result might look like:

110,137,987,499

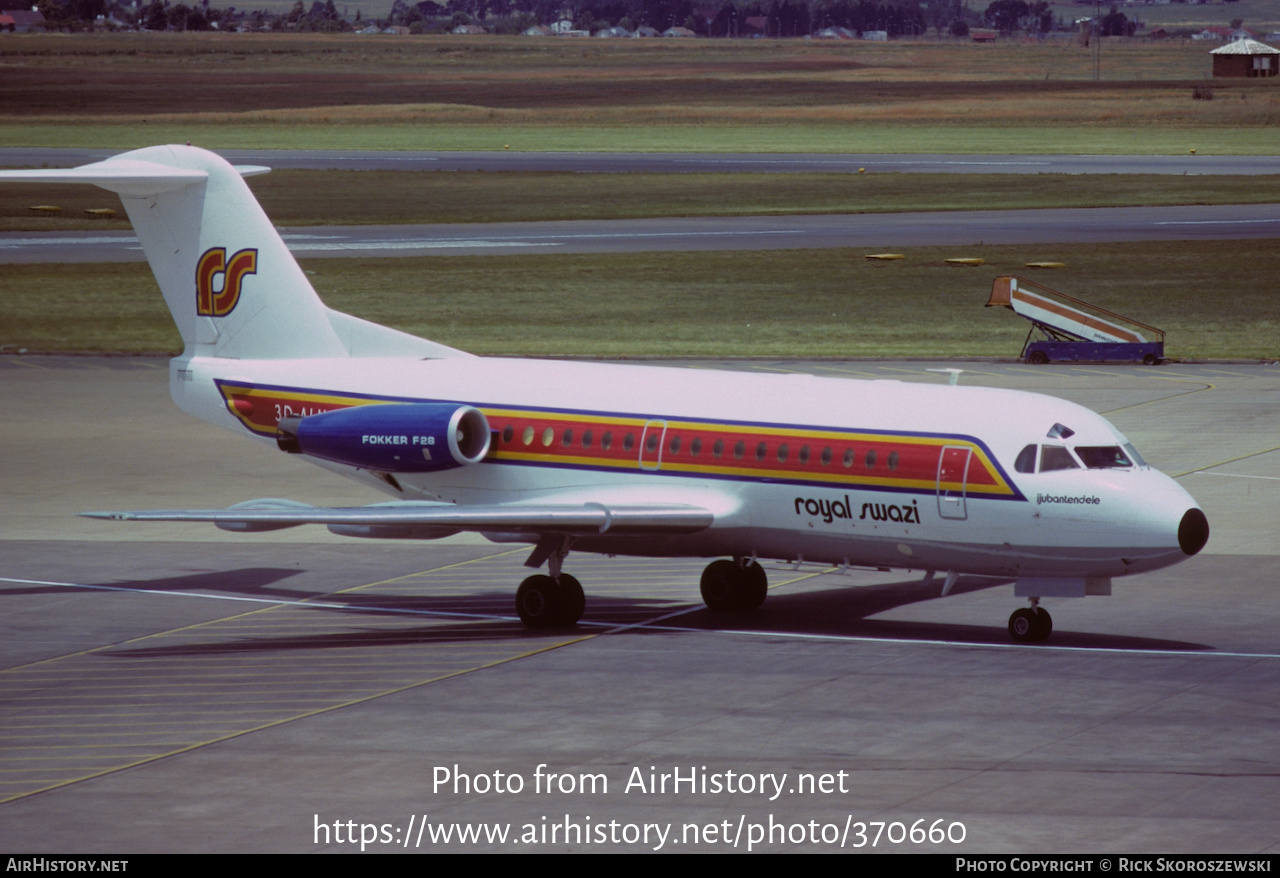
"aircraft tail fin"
0,145,463,361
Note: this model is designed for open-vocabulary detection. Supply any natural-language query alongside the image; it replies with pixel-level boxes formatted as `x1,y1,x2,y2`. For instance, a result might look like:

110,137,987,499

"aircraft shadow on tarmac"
81,568,1211,657
4,567,303,597
672,576,1213,653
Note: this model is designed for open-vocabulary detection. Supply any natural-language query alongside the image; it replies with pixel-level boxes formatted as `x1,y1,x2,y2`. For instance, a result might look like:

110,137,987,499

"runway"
2,357,1277,853
4,148,1278,175
5,203,1280,263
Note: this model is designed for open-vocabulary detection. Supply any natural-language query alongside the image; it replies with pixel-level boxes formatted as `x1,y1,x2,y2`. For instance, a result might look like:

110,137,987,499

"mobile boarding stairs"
986,276,1165,365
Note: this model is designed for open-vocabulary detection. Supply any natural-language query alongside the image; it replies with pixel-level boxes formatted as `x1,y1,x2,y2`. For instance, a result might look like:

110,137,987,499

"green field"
3,242,1274,359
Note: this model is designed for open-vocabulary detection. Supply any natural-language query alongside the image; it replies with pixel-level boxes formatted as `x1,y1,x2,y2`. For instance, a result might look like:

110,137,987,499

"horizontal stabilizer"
0,159,212,196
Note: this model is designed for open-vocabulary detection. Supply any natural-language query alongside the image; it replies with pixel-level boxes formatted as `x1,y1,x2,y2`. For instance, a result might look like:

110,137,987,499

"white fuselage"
173,352,1202,580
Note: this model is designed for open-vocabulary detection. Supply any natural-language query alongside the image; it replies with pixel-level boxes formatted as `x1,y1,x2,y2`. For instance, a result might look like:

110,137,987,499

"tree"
1027,0,1051,34
984,0,1026,36
143,0,167,28
1098,5,1131,37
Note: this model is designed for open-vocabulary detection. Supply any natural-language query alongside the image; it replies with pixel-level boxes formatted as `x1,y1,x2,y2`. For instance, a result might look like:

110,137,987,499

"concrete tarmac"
5,203,1280,263
1,357,1277,853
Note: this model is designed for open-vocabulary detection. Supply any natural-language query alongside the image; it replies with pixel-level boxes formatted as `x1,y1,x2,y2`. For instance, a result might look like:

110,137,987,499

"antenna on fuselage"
927,368,964,386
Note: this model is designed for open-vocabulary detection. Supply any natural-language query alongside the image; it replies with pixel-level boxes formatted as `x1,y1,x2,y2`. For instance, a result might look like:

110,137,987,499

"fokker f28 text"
0,146,1210,642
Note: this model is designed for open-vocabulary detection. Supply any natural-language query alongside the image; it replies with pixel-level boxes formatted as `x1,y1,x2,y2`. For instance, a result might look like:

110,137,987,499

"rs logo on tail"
196,247,258,317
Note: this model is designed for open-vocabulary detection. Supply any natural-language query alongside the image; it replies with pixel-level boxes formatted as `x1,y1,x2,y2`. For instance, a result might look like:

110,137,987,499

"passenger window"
562,428,573,446
755,442,767,461
602,431,613,450
502,425,513,444
887,451,899,471
690,437,701,456
669,435,681,454
646,433,660,453
777,443,789,462
1014,444,1037,474
582,430,593,448
1039,445,1079,472
734,441,745,460
713,439,724,458
799,445,810,465
821,447,832,466
623,433,634,452
842,449,854,468
522,426,535,446
865,449,877,469
542,427,554,447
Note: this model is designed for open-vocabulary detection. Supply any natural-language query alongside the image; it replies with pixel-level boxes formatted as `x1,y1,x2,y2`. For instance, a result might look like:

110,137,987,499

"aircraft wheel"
740,561,769,611
700,559,767,611
1143,353,1160,366
1034,607,1053,640
1028,351,1050,365
516,574,568,629
700,559,744,611
557,573,585,626
1008,607,1052,643
1008,608,1039,643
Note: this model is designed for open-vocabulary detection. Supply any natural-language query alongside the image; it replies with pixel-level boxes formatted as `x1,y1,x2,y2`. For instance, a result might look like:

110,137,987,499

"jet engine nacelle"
276,403,491,473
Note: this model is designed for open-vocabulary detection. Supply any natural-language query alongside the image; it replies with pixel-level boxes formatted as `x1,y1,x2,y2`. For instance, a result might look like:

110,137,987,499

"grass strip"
3,121,1277,157
2,241,1274,359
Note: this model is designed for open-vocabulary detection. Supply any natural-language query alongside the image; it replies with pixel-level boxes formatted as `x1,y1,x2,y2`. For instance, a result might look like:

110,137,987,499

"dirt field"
3,34,1278,153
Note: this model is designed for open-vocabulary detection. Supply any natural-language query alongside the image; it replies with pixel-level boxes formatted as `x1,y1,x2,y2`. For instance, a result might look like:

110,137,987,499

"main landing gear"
699,558,768,612
515,535,585,629
513,552,772,630
1008,601,1053,644
515,573,585,629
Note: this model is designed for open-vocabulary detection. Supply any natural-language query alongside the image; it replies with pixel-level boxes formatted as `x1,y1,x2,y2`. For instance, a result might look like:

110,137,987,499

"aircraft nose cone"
1179,508,1209,556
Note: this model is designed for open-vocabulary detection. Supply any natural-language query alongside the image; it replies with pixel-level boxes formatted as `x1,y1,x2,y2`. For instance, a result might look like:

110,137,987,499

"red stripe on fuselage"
215,382,1016,497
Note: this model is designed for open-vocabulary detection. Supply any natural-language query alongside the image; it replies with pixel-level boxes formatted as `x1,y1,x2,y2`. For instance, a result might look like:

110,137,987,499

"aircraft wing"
81,498,716,537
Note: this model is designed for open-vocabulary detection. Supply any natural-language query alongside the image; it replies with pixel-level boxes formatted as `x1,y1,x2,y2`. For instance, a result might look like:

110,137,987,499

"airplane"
0,145,1210,643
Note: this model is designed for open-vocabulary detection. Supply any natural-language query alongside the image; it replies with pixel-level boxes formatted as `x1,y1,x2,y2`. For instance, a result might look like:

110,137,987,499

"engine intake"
276,403,491,473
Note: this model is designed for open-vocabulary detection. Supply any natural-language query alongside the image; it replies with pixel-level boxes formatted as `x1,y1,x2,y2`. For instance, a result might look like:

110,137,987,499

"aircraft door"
936,445,971,520
639,419,667,471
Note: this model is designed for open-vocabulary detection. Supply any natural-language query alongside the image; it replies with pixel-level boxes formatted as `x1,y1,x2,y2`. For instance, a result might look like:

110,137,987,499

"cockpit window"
1014,444,1037,474
1074,446,1134,469
1047,423,1075,440
1039,445,1079,472
1123,443,1147,468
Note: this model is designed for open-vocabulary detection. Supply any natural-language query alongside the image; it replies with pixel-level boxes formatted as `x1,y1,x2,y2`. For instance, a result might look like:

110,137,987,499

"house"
1210,39,1279,78
4,9,46,31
